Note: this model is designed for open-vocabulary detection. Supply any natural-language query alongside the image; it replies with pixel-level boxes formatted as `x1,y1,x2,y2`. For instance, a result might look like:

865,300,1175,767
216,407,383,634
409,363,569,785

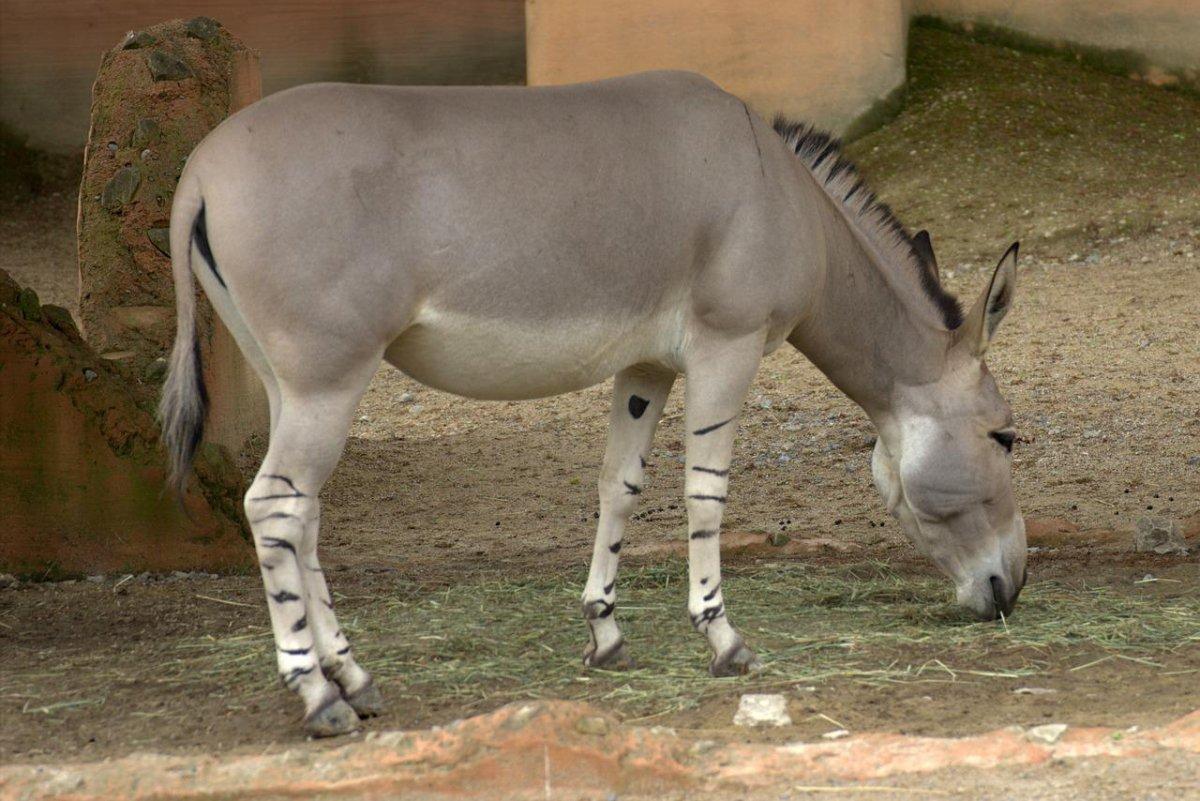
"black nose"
989,574,1019,619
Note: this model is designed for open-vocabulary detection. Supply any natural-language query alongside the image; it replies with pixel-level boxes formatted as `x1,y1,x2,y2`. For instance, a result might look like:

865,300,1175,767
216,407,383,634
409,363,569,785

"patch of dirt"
0,22,1197,795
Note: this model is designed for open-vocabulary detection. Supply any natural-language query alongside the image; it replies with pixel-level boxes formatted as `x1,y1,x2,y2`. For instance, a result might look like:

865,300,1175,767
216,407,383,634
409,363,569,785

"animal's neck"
788,212,949,419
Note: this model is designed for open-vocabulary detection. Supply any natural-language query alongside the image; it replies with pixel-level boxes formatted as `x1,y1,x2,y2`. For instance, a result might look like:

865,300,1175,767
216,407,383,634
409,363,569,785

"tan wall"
526,0,908,135
0,0,524,153
915,0,1200,74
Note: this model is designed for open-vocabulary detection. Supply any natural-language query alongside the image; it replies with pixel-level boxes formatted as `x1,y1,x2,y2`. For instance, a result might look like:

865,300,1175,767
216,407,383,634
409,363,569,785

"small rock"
1067,253,1081,263
1187,455,1200,467
0,573,18,589
574,716,609,736
146,227,171,257
82,368,98,382
1013,687,1057,695
41,305,82,342
171,570,190,580
184,17,222,41
147,50,192,82
398,391,415,403
102,165,141,210
1084,252,1100,265
143,357,169,383
85,575,105,584
733,694,791,728
408,404,424,414
121,30,156,50
1027,723,1068,745
1133,517,1188,556
131,117,160,148
821,729,850,740
17,287,42,322
1082,429,1101,439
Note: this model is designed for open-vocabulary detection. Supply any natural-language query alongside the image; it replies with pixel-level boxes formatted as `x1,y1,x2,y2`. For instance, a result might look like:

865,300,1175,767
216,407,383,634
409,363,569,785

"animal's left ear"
957,242,1018,356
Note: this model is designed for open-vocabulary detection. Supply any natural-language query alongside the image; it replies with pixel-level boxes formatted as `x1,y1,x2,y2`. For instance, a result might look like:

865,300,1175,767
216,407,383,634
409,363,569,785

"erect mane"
771,117,963,330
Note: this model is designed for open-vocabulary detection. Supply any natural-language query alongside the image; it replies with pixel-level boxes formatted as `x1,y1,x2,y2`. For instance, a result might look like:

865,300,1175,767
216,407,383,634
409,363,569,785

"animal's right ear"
913,229,939,282
956,242,1018,356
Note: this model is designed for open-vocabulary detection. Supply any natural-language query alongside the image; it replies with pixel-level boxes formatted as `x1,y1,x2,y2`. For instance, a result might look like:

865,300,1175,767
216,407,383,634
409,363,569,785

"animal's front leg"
683,334,763,676
582,367,675,668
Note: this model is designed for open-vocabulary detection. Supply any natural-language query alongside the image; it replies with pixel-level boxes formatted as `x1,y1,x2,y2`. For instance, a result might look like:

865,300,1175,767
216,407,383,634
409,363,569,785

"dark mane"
771,116,963,330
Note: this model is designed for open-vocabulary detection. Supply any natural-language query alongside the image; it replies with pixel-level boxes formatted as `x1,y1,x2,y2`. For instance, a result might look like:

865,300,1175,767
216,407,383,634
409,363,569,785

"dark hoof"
709,643,761,677
344,679,385,719
583,638,635,671
304,692,361,737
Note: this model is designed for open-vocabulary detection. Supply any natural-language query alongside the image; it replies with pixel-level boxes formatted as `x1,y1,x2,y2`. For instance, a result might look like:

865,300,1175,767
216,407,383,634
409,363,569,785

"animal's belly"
384,310,673,400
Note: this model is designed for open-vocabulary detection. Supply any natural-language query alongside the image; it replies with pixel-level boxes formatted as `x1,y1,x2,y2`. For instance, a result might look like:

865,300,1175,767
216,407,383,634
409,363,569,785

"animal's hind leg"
682,332,763,677
299,505,383,717
245,371,374,736
582,367,675,668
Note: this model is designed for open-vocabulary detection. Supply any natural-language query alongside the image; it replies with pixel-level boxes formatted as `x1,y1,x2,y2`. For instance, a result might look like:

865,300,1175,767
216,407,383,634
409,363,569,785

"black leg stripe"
260,536,297,554
336,645,351,656
622,480,642,495
603,579,615,595
262,474,304,495
253,512,299,525
609,541,622,554
281,665,314,686
270,589,302,603
692,417,733,436
249,493,304,502
691,465,729,477
703,581,721,602
291,615,307,632
278,646,311,655
690,529,719,540
687,494,727,504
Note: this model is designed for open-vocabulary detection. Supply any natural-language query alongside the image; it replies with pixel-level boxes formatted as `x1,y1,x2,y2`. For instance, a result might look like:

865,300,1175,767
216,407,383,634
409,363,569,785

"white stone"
733,693,791,728
821,729,850,740
1027,723,1068,745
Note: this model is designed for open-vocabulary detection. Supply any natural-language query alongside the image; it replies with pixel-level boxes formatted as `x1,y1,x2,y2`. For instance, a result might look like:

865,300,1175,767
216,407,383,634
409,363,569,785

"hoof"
709,642,761,677
583,638,635,671
344,679,385,719
304,692,361,737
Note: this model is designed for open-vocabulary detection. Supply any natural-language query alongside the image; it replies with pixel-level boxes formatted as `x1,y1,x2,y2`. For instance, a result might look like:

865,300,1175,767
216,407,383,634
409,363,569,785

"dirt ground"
1,23,1198,798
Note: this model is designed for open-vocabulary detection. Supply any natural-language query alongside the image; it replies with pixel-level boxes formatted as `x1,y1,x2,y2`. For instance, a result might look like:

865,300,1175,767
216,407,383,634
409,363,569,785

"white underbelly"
383,307,679,400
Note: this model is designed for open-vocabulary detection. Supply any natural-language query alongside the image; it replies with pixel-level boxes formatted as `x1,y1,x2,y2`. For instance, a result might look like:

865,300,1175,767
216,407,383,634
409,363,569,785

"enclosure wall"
525,0,909,136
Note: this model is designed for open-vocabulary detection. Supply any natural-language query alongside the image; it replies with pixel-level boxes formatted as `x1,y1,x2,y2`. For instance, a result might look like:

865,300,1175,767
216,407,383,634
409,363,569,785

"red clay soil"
0,268,250,577
2,700,1196,800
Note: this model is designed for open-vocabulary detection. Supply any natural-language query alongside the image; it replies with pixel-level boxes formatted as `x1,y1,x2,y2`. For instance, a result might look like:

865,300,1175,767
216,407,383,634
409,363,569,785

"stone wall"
76,18,267,456
0,269,251,577
525,0,908,137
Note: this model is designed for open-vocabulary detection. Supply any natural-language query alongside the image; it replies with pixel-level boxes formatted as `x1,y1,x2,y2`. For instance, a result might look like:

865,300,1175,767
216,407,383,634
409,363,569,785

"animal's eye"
990,430,1015,453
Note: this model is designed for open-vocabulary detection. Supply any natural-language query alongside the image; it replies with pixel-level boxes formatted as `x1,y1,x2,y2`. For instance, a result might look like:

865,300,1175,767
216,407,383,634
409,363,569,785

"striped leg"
582,367,675,668
299,501,383,717
683,334,763,676
245,387,366,736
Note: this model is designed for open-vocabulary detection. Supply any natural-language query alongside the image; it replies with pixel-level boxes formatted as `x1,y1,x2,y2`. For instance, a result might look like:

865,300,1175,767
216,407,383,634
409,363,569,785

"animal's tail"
158,175,212,498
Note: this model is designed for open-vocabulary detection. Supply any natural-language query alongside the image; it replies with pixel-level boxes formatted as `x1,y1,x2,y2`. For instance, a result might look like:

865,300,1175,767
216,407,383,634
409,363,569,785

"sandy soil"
1,23,1198,798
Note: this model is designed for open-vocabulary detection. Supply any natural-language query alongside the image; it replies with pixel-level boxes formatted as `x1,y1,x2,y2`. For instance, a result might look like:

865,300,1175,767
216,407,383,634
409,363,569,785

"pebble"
0,573,18,589
1026,723,1068,745
821,729,851,740
1013,687,1057,695
399,391,415,403
1187,455,1200,467
1133,517,1188,556
733,694,792,728
85,575,105,583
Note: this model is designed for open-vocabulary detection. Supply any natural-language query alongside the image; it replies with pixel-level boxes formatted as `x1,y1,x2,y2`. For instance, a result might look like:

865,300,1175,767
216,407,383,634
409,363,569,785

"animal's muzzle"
989,569,1026,619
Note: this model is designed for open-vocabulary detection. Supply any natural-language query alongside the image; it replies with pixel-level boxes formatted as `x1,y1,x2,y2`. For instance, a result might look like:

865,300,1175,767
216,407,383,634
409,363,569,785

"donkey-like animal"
161,71,1026,736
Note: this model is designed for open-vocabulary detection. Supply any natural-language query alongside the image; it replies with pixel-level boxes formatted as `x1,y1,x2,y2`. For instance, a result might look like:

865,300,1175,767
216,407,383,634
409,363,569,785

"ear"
957,242,1018,356
912,229,939,282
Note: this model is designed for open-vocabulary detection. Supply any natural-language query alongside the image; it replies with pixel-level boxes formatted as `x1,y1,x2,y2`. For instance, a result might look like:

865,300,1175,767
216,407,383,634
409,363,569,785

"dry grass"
160,562,1200,722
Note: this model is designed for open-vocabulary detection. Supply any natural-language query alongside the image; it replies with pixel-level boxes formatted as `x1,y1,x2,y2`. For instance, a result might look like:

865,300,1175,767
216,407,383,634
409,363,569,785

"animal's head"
872,240,1025,620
